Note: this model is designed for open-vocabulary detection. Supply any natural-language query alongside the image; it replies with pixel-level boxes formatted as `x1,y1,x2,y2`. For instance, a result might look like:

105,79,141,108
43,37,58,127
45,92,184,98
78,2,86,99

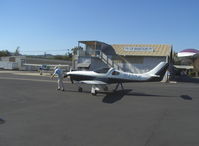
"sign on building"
124,47,154,52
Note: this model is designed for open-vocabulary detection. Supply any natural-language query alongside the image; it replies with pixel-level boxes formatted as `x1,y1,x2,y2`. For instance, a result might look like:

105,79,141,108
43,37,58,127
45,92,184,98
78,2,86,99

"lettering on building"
124,47,154,52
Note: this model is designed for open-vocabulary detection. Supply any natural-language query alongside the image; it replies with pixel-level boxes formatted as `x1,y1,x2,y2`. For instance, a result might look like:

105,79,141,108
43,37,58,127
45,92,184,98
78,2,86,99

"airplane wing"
79,80,107,85
150,75,160,77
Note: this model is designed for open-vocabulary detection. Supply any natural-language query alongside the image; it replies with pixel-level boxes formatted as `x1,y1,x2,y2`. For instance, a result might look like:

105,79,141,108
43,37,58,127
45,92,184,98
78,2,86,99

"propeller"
70,77,74,84
64,72,74,84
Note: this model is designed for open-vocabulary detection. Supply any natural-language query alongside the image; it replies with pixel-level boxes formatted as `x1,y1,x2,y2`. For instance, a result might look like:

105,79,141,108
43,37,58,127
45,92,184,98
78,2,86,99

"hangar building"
72,41,173,74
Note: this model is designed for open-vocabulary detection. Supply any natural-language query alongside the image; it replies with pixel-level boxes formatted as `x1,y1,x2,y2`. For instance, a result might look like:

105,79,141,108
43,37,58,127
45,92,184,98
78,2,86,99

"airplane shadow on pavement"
180,95,192,100
63,88,192,103
102,89,163,104
0,118,5,125
102,90,193,104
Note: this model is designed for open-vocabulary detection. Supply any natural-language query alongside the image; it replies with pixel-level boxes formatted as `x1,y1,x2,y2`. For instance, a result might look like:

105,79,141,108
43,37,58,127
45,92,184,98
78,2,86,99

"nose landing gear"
91,85,100,96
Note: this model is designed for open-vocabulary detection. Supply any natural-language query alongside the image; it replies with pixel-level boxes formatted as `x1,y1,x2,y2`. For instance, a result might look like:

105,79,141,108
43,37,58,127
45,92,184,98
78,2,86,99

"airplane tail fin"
144,62,168,79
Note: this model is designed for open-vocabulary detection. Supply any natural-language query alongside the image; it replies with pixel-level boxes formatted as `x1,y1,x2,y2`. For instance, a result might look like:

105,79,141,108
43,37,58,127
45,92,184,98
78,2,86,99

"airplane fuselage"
65,62,168,95
67,69,154,84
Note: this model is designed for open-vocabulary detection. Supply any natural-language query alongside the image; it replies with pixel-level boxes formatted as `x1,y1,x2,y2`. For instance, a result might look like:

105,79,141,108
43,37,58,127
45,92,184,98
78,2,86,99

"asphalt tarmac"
0,72,199,146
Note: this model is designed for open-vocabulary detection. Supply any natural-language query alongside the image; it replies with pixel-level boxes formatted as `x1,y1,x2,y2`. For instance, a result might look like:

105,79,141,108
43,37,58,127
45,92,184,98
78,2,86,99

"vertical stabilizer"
144,62,168,76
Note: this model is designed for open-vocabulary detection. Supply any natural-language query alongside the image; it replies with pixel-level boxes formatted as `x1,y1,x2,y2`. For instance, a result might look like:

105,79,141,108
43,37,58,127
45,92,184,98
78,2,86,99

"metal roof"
174,65,193,69
77,63,90,68
180,49,199,53
78,41,109,46
111,44,172,57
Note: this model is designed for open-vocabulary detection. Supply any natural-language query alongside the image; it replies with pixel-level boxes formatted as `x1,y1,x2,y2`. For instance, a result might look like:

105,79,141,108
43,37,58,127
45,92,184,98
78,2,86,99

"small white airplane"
65,62,168,95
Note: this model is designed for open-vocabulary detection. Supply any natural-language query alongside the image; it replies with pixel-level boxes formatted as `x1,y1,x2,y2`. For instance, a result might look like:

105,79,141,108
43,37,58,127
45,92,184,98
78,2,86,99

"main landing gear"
114,83,124,91
78,87,83,92
77,85,99,96
77,86,99,96
77,84,123,96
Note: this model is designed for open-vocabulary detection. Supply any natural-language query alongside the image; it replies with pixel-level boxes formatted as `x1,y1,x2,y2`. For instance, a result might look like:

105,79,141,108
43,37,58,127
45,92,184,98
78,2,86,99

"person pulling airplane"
51,66,65,91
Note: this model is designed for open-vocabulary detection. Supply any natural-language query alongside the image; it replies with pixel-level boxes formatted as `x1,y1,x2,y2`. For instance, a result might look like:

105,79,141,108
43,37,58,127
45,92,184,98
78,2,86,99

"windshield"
94,68,110,73
112,71,120,75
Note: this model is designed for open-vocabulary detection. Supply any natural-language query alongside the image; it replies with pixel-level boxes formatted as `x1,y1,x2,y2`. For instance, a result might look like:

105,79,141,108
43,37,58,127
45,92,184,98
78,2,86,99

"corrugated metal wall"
118,56,166,73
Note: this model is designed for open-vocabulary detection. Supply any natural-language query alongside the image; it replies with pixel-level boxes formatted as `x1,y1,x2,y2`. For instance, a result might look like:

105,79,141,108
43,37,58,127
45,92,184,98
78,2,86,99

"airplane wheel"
78,87,83,92
91,90,97,96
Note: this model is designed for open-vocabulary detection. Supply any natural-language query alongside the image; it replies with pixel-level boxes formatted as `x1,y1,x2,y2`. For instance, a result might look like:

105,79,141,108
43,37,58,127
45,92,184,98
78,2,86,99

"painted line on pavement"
0,77,70,83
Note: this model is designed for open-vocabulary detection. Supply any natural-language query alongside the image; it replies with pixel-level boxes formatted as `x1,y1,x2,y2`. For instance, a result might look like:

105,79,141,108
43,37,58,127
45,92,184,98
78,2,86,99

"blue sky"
0,0,198,55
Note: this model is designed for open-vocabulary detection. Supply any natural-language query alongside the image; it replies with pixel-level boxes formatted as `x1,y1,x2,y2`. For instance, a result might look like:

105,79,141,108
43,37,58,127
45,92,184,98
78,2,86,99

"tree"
14,46,20,56
71,46,83,55
0,50,11,57
68,52,72,58
173,52,181,65
65,48,72,58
